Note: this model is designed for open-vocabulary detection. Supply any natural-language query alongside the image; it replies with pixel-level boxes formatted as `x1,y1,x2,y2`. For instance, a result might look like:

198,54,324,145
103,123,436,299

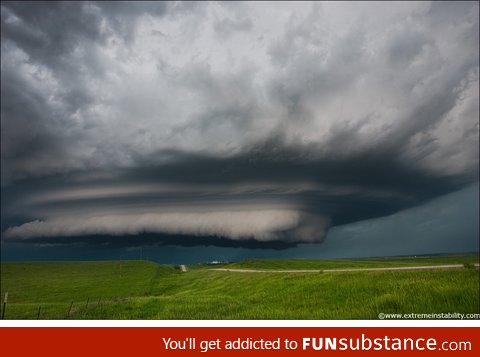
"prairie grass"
1,255,478,319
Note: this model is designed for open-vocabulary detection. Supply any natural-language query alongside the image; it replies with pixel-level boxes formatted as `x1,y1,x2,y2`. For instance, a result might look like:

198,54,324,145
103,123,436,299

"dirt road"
212,263,479,274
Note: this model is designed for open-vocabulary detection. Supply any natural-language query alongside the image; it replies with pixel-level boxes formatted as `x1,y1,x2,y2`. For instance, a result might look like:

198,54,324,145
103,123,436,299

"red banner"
0,327,478,356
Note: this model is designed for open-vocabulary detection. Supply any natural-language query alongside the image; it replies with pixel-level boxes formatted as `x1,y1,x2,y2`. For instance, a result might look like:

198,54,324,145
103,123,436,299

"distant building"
206,260,230,265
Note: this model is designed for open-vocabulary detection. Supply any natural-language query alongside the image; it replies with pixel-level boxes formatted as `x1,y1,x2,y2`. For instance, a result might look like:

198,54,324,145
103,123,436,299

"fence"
1,292,129,319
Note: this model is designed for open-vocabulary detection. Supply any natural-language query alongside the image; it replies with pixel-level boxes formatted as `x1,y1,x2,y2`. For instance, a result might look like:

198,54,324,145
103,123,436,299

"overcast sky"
1,1,478,254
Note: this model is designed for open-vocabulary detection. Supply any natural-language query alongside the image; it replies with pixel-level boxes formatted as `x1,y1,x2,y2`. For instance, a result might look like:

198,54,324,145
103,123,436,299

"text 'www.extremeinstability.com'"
378,312,480,319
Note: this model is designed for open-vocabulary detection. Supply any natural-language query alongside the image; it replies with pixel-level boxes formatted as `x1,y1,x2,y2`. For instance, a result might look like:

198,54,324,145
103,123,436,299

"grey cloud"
5,233,299,250
213,9,253,40
265,2,478,168
1,2,478,247
1,1,168,62
1,1,171,182
386,31,430,67
1,2,103,55
2,146,474,244
2,1,477,178
94,1,168,42
4,210,306,241
0,60,74,181
214,17,252,37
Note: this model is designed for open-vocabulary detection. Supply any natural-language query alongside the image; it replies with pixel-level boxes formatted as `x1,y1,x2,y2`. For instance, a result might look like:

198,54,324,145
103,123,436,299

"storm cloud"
1,2,478,249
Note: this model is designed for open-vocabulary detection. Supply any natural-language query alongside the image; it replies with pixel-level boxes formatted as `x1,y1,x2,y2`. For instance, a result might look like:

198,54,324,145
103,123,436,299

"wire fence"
1,293,129,320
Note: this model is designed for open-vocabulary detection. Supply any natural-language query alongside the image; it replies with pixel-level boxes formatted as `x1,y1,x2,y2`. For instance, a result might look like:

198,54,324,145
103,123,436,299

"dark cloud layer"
1,2,478,249
3,184,476,259
2,146,476,246
12,233,298,250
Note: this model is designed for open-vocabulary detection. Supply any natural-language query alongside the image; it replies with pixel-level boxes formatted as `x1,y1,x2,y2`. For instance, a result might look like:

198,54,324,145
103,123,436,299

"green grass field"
218,255,480,270
1,255,479,319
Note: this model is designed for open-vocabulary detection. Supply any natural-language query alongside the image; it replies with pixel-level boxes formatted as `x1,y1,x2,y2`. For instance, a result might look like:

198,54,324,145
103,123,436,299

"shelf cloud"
3,210,331,244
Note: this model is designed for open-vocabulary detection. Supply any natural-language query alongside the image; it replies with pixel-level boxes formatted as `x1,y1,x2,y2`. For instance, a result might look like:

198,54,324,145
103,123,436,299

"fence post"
67,301,74,317
1,292,8,319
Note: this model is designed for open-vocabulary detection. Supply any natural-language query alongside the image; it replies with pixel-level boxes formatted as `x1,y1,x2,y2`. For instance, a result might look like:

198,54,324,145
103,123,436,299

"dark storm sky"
1,1,478,251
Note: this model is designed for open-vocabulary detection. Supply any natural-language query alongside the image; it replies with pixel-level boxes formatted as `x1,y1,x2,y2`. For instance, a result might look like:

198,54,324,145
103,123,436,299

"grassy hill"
1,255,479,319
